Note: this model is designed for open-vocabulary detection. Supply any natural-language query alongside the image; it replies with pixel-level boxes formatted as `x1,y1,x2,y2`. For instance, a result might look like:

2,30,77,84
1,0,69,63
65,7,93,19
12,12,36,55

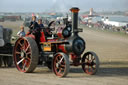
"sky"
0,0,128,12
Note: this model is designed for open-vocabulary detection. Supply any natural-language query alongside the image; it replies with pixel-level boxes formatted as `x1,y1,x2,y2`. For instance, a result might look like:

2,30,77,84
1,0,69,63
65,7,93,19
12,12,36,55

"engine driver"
29,16,41,51
29,16,39,33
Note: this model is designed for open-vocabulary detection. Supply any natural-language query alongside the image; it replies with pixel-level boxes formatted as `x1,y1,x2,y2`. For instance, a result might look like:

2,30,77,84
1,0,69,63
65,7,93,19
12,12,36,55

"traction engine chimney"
70,7,80,35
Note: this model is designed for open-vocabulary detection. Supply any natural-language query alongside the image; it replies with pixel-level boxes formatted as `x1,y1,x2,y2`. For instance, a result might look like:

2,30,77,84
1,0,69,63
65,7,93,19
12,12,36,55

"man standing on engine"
29,15,41,51
29,16,39,33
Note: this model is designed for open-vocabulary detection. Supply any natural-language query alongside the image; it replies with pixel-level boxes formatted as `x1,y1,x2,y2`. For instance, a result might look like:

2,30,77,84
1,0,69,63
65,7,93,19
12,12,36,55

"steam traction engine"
0,26,13,67
13,7,100,77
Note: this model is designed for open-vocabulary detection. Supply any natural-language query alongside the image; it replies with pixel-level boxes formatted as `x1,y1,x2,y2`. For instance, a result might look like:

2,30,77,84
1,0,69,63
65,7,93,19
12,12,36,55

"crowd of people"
17,16,45,51
17,16,44,37
80,20,128,34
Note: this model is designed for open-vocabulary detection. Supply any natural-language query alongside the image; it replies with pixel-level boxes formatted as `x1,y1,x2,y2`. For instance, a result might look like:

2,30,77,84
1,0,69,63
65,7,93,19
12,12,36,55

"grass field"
0,21,28,36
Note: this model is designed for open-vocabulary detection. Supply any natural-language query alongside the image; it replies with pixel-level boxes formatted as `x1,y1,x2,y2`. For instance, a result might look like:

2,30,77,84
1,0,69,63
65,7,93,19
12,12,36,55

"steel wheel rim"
53,54,66,77
14,38,31,72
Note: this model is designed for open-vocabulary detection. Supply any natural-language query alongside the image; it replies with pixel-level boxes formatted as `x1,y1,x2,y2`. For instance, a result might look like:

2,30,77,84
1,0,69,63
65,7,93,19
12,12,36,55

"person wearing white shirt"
17,26,26,37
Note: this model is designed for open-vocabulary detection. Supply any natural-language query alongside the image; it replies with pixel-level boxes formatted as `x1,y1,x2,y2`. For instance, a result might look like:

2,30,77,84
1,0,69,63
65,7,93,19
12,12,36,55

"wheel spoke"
91,55,93,60
93,63,96,65
87,65,89,70
58,56,64,64
26,57,31,61
22,60,27,70
89,54,91,60
15,51,21,54
25,44,30,52
93,58,95,60
58,55,62,60
26,58,31,67
58,68,62,73
87,55,89,60
23,40,27,50
86,66,89,71
60,65,65,68
24,40,27,46
61,61,65,65
90,66,95,72
26,51,31,55
91,66,96,70
87,60,91,64
18,42,23,47
17,58,25,65
55,56,59,63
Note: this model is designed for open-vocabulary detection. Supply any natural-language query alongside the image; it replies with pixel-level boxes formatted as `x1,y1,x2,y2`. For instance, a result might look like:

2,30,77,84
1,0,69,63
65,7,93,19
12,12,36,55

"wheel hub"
56,63,59,68
21,50,26,58
87,60,93,66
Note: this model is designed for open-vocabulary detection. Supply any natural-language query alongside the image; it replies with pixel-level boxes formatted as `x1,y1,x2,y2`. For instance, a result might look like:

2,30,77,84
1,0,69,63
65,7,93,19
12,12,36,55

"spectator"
38,19,44,29
17,26,26,37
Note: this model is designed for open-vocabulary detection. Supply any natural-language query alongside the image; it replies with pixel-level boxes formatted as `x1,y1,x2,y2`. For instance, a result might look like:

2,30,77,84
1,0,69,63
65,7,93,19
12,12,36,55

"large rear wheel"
82,51,99,75
13,37,39,73
53,52,70,77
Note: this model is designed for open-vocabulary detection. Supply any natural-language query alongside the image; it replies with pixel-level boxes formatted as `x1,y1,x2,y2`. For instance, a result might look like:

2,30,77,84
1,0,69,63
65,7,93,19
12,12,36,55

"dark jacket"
29,21,39,31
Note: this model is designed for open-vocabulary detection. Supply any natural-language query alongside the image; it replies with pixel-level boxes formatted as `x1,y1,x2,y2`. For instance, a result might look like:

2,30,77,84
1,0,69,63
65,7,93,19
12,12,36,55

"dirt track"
0,22,128,85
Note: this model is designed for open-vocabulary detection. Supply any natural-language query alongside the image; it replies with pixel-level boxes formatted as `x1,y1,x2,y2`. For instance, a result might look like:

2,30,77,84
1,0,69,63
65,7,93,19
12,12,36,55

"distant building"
89,8,93,16
4,16,21,21
125,12,128,16
0,16,4,22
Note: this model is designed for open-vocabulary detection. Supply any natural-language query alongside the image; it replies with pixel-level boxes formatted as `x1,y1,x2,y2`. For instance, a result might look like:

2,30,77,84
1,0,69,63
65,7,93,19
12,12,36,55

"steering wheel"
44,21,55,37
48,21,55,28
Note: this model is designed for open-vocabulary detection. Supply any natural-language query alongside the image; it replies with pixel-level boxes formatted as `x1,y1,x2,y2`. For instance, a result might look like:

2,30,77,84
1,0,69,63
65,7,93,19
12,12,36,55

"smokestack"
70,7,80,35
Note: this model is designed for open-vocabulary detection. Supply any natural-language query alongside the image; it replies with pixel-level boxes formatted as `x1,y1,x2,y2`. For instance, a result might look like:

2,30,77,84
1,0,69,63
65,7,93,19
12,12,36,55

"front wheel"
53,52,70,77
82,51,100,75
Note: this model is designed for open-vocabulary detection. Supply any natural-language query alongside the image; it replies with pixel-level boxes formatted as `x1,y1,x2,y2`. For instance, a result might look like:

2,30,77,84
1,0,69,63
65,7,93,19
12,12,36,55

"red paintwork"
70,53,77,61
58,45,66,53
25,32,35,39
57,33,63,38
39,31,67,53
40,32,46,42
25,30,67,59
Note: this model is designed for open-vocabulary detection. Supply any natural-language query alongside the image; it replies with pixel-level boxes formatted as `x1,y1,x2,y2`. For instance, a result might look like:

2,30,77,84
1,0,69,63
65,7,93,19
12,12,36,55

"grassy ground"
0,21,28,36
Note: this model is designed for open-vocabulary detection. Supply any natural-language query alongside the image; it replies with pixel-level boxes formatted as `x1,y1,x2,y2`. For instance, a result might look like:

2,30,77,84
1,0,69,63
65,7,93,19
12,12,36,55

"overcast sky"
0,0,128,12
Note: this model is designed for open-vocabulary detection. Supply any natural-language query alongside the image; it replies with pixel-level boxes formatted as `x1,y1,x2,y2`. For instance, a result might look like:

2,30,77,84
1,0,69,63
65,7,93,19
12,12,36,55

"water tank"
3,28,12,44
